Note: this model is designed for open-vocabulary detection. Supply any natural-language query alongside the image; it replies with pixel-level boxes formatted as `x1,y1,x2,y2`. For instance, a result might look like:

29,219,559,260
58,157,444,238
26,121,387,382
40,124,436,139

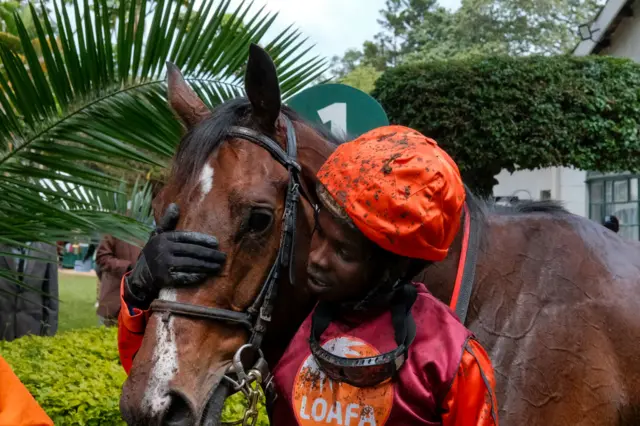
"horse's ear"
166,61,211,128
245,43,281,130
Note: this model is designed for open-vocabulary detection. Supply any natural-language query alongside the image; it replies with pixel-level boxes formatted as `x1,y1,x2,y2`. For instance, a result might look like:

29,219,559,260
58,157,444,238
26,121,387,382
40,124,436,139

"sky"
227,0,463,60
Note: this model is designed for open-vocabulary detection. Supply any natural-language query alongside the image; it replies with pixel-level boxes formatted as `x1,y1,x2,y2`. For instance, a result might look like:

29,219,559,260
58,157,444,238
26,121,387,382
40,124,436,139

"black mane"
505,199,568,214
171,97,345,187
465,186,569,219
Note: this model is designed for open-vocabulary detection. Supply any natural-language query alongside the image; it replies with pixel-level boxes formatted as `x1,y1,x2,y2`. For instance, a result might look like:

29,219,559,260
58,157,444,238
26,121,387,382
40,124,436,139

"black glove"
123,203,226,309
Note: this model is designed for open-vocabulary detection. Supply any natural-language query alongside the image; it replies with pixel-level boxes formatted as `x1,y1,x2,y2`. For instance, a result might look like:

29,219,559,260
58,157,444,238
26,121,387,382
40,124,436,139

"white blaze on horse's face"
199,163,214,202
141,162,215,415
143,288,179,416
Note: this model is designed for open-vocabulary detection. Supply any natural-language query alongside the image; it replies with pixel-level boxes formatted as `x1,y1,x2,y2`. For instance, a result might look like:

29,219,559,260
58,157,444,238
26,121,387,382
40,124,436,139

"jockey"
118,126,499,425
0,356,53,426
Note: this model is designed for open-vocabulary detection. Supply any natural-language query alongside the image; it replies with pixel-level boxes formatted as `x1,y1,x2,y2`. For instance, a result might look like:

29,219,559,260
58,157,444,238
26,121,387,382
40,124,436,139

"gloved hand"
123,203,226,309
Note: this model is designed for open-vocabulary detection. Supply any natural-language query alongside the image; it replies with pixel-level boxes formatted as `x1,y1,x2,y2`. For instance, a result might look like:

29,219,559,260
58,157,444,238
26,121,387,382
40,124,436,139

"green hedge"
373,56,640,195
0,327,268,425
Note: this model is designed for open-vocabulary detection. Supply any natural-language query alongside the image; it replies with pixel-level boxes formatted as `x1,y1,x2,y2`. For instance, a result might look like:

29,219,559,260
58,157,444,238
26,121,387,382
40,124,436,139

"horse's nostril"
162,391,195,426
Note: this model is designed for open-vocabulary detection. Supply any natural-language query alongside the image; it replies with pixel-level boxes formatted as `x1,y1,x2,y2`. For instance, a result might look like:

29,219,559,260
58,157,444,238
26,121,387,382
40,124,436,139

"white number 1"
317,103,347,138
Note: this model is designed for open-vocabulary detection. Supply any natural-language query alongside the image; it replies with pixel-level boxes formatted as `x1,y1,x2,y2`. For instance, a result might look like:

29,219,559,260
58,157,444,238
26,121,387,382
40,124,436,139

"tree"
373,56,640,196
332,0,604,75
0,1,43,54
0,2,19,49
450,0,603,55
0,0,326,283
339,64,382,93
330,49,362,78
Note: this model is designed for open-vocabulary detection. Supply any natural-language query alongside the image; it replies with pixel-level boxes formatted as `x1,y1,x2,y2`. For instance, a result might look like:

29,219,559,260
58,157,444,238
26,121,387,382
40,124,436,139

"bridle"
150,115,306,426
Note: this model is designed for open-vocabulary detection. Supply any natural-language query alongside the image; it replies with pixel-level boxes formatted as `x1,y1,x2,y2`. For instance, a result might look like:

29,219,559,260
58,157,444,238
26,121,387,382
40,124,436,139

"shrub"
0,327,127,425
0,327,268,425
373,55,640,195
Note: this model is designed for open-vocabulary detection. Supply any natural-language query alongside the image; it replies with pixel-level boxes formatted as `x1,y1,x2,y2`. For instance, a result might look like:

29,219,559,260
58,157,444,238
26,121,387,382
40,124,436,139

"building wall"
601,1,640,60
557,168,588,217
492,167,588,216
493,168,553,202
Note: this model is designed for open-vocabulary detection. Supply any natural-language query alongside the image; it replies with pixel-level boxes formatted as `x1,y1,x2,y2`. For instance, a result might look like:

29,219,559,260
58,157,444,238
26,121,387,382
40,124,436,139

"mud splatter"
362,405,374,418
376,132,398,142
381,153,402,175
298,367,324,391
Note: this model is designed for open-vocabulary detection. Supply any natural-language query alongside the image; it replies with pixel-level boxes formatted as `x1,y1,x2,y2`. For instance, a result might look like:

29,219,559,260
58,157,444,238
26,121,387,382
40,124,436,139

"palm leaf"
0,0,326,261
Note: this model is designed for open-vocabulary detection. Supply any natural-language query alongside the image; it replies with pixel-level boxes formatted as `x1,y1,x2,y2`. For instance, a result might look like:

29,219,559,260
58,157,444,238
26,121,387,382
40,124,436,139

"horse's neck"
421,211,618,346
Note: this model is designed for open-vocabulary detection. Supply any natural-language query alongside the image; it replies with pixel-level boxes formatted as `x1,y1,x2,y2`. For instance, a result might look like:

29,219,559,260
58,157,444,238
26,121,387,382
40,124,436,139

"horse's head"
120,45,337,425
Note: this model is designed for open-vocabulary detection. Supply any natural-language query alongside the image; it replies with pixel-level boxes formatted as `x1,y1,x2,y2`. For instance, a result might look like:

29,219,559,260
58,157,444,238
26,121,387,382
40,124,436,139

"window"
588,175,640,241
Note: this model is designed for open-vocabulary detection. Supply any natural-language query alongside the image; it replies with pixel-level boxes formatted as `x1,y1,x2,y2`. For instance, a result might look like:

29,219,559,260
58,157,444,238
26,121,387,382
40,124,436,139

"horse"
120,44,640,426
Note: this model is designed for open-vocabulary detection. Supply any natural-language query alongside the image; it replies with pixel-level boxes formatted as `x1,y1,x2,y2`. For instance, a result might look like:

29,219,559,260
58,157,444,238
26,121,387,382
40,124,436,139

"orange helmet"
316,125,465,262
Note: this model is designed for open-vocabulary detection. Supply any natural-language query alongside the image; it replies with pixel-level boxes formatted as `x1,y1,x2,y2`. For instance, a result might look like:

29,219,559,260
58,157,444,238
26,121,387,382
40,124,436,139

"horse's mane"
465,187,568,218
171,97,345,188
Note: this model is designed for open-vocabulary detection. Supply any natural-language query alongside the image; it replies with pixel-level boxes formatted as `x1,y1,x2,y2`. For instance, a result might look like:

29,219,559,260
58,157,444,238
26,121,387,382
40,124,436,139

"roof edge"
573,0,634,56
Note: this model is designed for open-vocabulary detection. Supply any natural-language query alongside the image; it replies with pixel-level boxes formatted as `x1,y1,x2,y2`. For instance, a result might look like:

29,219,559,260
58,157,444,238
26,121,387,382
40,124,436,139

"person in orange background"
118,125,498,425
0,356,53,426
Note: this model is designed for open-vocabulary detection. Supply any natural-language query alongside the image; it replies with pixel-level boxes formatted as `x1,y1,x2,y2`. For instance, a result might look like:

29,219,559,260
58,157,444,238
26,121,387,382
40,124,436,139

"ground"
58,269,99,331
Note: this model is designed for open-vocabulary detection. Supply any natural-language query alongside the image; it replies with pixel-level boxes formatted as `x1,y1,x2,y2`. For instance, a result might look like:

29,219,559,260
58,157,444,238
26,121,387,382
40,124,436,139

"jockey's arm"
441,339,499,426
118,273,150,374
118,204,225,373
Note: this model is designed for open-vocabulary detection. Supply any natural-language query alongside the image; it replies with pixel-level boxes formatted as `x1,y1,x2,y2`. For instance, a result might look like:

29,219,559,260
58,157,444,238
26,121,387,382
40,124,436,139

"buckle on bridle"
259,306,272,323
221,345,271,426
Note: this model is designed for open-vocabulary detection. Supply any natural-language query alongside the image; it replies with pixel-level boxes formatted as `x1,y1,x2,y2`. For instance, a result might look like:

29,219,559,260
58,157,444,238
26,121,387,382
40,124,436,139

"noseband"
150,115,305,425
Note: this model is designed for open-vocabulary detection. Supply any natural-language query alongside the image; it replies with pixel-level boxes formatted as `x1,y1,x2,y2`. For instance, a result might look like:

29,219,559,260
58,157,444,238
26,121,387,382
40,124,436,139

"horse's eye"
248,209,273,234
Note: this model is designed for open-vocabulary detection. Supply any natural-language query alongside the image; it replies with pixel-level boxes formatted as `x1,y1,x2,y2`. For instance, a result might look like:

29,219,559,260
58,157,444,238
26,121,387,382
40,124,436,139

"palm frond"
0,0,326,250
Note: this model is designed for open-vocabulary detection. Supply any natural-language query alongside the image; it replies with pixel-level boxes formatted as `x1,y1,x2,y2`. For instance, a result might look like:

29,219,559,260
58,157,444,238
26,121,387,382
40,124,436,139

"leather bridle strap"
149,114,304,349
151,299,254,330
149,115,306,421
448,203,480,324
228,123,301,172
226,117,302,349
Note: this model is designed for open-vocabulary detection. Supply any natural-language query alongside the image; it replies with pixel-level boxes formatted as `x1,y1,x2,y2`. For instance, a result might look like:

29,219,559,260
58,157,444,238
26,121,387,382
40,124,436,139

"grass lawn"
58,270,99,332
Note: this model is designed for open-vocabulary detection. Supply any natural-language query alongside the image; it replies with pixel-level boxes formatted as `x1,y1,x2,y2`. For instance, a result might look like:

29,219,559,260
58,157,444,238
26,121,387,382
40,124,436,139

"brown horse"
120,45,640,426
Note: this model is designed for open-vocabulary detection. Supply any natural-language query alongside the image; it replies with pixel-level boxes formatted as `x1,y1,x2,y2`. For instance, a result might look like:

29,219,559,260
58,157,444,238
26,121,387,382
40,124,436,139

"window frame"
587,173,640,241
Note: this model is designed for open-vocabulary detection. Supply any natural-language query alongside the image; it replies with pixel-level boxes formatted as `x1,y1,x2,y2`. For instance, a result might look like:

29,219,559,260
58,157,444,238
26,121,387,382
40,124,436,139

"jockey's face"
306,207,381,303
